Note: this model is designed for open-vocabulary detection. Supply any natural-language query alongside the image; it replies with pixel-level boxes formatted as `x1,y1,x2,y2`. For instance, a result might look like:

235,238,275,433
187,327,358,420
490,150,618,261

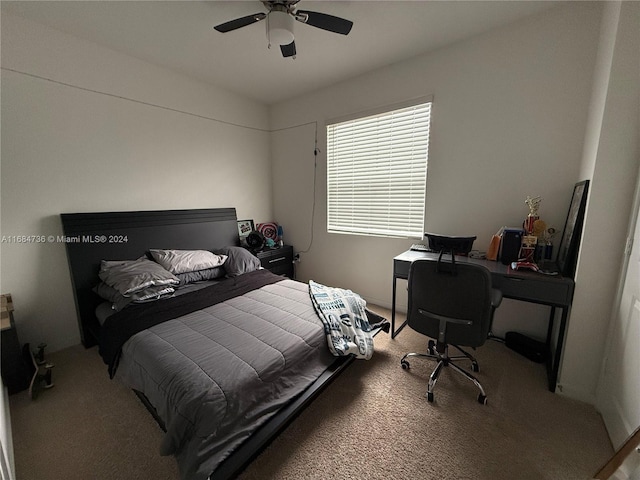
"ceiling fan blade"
214,13,266,33
280,41,297,58
295,10,353,35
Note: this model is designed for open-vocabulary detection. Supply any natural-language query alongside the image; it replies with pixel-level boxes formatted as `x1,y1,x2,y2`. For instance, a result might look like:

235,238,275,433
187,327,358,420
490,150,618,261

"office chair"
400,254,502,404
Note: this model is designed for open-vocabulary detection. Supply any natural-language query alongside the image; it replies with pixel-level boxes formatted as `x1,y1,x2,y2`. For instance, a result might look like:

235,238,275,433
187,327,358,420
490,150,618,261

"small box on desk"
1,293,14,331
1,293,14,312
500,228,524,265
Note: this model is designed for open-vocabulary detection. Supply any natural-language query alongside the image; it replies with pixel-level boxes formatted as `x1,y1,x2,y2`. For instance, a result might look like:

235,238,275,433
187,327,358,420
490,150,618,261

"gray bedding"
113,277,334,480
95,280,222,325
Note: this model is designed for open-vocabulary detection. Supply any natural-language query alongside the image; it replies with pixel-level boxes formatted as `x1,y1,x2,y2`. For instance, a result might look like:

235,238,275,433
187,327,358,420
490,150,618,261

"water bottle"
277,225,284,247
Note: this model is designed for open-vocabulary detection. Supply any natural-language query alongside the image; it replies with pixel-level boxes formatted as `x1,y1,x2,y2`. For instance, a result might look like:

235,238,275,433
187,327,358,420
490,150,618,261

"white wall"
270,4,602,343
578,1,640,445
0,14,272,352
559,1,639,404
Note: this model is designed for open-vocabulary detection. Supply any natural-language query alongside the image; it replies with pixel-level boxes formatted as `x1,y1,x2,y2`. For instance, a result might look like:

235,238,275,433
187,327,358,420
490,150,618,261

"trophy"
521,196,543,262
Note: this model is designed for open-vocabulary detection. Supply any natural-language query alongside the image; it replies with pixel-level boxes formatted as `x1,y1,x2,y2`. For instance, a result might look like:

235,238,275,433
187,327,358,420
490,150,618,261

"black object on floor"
505,331,547,363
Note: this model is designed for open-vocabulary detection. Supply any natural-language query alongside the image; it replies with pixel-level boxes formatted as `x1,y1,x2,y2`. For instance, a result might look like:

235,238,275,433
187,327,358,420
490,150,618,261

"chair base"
400,340,487,404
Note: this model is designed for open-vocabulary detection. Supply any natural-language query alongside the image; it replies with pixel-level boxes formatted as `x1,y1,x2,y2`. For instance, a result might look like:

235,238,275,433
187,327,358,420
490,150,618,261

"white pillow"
149,249,227,274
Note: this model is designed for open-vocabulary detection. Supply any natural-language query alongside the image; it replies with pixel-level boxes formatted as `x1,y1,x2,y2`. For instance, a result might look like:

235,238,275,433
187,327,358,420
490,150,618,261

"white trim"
327,95,434,128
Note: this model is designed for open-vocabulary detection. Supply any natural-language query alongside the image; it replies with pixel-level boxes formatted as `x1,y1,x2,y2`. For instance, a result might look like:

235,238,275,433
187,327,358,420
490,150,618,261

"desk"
391,250,575,392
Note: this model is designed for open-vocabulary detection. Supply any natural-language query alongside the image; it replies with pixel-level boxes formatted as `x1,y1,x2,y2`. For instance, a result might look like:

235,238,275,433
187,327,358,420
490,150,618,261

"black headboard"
61,208,239,347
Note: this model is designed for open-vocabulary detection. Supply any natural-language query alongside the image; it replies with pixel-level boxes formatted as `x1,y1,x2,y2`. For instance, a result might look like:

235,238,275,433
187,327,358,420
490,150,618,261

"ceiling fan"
213,0,353,59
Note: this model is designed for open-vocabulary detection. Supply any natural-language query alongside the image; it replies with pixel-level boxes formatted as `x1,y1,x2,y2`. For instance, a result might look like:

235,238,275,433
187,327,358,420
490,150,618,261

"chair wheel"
472,362,479,373
401,360,410,370
478,394,487,405
427,392,434,402
428,340,435,355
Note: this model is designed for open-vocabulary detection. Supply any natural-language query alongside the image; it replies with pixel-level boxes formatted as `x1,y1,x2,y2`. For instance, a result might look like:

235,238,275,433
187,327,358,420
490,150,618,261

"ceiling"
1,1,563,105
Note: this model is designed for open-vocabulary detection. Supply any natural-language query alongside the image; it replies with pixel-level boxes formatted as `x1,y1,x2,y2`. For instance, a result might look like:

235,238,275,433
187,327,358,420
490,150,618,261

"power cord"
297,122,318,256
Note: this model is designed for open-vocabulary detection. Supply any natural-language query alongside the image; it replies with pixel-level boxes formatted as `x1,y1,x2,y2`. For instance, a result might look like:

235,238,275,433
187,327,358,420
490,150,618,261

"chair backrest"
407,258,493,348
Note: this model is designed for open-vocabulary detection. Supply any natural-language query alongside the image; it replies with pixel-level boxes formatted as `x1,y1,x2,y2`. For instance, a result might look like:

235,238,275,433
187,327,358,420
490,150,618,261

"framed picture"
556,180,589,278
237,219,255,239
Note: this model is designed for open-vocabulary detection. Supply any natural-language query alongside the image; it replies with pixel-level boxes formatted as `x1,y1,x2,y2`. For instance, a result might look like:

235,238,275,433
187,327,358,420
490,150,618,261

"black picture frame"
237,219,254,239
556,180,589,278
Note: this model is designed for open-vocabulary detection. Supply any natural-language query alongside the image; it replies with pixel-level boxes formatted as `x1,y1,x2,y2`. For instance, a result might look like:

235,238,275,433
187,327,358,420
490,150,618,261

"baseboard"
554,381,598,406
362,296,406,315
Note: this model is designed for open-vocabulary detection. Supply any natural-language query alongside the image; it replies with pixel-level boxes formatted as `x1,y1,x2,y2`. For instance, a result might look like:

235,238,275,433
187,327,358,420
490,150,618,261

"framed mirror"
557,180,589,278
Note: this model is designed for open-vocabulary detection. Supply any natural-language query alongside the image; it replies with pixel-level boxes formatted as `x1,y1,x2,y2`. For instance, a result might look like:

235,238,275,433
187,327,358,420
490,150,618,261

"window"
326,98,432,238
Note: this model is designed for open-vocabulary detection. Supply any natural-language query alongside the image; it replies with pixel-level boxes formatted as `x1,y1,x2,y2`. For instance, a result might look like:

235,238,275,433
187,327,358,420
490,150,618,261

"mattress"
108,272,334,479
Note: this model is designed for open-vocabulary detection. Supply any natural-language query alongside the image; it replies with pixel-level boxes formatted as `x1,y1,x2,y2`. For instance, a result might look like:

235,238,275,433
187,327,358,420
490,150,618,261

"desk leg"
545,306,568,393
545,307,556,392
391,275,397,338
391,275,409,339
549,306,569,393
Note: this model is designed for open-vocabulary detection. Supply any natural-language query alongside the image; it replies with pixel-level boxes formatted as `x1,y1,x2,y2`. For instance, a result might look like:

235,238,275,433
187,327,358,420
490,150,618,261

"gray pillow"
175,267,226,285
93,282,175,311
99,257,179,295
149,249,227,274
214,246,261,277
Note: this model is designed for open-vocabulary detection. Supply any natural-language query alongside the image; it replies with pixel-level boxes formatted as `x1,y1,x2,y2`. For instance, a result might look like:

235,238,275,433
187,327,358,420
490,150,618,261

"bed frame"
60,208,239,347
60,207,353,480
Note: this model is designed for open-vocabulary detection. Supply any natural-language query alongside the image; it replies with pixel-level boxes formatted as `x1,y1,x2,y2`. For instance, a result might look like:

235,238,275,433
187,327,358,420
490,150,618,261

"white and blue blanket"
309,280,374,360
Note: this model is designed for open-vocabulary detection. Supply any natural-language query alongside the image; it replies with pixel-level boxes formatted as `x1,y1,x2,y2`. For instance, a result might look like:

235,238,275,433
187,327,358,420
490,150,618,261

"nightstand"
256,245,294,278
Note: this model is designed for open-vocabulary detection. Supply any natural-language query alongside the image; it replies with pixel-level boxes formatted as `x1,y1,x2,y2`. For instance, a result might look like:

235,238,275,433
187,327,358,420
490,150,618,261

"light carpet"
9,307,612,479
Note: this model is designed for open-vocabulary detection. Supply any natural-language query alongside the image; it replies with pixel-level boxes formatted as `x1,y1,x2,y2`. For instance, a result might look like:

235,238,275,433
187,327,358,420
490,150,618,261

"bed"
60,207,385,480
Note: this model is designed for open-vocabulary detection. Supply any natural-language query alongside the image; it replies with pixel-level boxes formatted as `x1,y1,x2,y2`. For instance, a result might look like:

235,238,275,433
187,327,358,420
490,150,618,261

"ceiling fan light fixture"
267,10,294,46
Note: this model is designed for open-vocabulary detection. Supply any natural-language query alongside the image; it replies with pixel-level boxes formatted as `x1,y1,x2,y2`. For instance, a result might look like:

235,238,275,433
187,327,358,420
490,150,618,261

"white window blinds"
326,99,431,238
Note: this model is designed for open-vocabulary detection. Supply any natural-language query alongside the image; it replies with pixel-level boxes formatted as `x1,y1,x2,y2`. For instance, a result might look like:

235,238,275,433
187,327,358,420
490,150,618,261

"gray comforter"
114,277,334,480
